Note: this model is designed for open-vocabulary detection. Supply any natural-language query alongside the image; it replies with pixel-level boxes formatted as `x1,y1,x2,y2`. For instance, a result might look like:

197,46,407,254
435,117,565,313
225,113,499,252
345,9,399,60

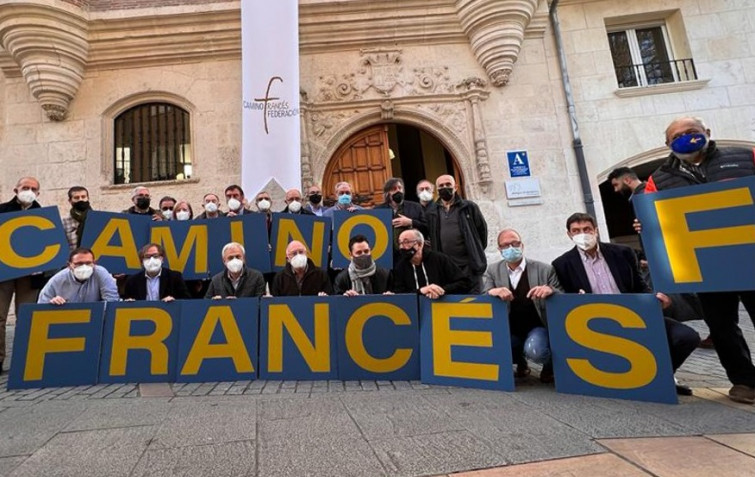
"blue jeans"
511,326,551,366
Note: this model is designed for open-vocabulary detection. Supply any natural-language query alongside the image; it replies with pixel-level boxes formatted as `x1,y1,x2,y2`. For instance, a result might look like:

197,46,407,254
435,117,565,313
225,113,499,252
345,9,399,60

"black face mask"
72,200,90,212
399,247,417,261
309,194,322,205
391,192,404,204
438,188,454,202
136,197,151,210
352,254,373,270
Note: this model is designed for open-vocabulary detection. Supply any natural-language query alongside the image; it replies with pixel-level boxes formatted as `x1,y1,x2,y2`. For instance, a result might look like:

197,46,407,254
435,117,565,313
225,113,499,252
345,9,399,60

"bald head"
285,188,303,203
285,240,307,259
436,175,455,189
665,117,709,145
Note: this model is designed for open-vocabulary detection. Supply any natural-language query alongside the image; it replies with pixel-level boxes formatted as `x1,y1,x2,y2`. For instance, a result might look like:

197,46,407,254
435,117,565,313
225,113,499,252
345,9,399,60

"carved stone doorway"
323,123,464,207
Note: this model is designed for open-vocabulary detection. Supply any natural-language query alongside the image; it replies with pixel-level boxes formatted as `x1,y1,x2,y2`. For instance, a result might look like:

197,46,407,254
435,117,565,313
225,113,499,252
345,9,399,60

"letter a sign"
507,150,531,177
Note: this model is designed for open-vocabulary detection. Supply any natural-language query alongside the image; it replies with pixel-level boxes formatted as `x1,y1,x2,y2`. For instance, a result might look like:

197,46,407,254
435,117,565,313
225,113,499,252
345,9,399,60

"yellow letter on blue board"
150,225,208,275
655,188,755,283
565,303,657,389
109,307,173,376
273,218,326,268
432,302,498,381
181,305,254,375
0,216,61,269
24,310,89,381
345,303,413,373
267,303,330,373
90,218,141,269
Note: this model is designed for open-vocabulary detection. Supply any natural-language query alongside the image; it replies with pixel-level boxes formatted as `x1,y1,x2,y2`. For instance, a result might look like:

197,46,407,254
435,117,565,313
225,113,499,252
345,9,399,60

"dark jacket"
425,195,488,275
552,242,649,294
123,205,157,216
646,141,755,192
392,249,473,294
280,205,315,215
205,267,266,298
271,258,333,296
374,200,428,236
123,268,191,301
0,197,41,213
195,210,227,220
333,267,393,295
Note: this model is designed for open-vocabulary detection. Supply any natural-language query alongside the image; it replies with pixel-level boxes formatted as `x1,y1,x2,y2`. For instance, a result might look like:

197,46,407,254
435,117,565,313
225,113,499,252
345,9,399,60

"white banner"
241,0,301,195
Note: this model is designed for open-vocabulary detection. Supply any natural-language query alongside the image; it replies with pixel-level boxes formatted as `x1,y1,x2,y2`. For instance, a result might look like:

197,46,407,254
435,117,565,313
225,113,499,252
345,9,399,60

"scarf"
70,207,89,247
347,260,376,295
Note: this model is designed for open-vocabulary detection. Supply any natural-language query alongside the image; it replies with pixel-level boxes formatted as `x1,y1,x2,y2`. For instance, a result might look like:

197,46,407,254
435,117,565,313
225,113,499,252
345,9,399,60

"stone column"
458,77,492,194
299,89,314,189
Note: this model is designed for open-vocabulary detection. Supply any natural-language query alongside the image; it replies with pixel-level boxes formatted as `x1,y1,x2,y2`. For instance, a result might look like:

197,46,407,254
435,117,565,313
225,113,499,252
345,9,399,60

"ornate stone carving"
380,100,394,120
300,89,314,189
0,2,89,120
456,76,492,192
361,48,402,95
426,103,466,135
456,0,539,87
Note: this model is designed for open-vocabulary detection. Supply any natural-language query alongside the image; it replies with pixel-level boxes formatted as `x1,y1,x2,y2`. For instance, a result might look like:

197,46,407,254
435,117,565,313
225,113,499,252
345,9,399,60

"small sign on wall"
505,177,542,200
506,150,531,177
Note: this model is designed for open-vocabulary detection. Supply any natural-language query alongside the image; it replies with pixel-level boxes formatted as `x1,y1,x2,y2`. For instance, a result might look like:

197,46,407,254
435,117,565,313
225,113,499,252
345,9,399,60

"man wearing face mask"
334,235,393,295
123,243,190,301
123,186,161,220
271,240,332,296
281,188,314,215
205,242,266,299
482,229,561,382
225,185,250,217
323,181,363,218
158,196,176,221
304,184,325,216
61,186,91,251
38,248,119,305
196,193,225,220
552,213,700,396
644,116,755,404
375,178,427,250
425,174,488,294
0,176,43,373
392,229,472,297
416,179,435,210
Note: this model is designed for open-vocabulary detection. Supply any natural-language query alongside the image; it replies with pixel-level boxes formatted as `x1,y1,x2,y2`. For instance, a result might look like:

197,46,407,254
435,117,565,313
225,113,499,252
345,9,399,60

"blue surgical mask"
501,246,523,263
671,133,707,155
338,194,352,206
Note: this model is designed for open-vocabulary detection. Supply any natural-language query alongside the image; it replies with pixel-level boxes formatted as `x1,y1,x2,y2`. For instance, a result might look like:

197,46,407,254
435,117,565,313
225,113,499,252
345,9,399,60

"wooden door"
323,125,391,207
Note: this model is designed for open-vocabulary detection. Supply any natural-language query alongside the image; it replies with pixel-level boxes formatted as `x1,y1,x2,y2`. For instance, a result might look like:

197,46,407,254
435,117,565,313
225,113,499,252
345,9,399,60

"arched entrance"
323,123,464,207
599,158,665,247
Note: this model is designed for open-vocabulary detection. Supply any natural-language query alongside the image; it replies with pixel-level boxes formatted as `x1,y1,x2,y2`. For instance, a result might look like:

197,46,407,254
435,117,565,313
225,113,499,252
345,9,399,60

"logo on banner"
245,76,300,134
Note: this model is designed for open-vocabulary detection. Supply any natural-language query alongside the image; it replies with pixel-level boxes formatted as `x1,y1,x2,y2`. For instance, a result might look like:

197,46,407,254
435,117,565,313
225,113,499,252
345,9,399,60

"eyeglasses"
500,242,522,249
161,206,174,211
398,239,418,246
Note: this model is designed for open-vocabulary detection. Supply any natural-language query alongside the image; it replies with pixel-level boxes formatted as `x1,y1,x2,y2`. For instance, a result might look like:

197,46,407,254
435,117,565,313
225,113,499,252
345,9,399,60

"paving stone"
131,440,255,477
9,426,154,477
371,430,507,477
258,433,385,477
454,453,650,477
706,433,755,458
620,396,755,434
262,381,281,394
139,383,174,398
149,401,257,449
65,399,173,431
0,456,27,476
0,401,88,457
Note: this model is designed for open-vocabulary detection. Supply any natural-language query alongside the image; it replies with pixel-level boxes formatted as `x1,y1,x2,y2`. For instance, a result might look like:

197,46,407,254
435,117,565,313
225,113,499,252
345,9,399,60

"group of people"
1,116,754,406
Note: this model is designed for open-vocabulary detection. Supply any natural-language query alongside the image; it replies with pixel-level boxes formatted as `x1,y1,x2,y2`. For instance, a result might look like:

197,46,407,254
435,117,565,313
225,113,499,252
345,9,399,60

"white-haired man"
323,181,363,217
123,185,161,220
205,242,266,299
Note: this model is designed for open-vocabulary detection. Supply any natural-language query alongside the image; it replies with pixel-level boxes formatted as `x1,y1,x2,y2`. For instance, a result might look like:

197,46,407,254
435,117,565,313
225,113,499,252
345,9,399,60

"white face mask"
572,233,598,251
161,210,173,220
290,253,308,270
227,198,241,211
72,264,94,281
257,199,271,211
143,257,162,274
17,190,36,205
288,200,302,213
418,190,433,203
176,210,191,221
225,258,244,274
204,202,218,213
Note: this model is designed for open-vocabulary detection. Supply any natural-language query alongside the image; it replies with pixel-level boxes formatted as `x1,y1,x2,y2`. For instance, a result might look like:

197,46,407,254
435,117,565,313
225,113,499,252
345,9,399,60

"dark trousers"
664,317,700,371
698,290,755,387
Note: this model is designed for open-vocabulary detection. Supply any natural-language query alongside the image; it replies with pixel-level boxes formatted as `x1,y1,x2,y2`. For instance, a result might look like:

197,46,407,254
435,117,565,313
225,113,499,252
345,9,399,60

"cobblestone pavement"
0,306,752,476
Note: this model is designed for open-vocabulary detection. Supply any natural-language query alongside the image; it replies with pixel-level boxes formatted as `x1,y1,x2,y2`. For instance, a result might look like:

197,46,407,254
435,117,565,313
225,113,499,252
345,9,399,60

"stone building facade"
0,0,753,261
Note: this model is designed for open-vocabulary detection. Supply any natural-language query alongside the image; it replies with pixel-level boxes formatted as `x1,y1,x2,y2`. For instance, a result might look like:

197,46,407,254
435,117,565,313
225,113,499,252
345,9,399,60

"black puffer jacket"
646,141,754,192
425,195,488,275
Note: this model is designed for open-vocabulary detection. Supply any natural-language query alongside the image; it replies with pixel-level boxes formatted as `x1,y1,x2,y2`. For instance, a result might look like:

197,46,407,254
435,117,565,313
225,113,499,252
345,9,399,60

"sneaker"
728,385,755,404
699,335,714,349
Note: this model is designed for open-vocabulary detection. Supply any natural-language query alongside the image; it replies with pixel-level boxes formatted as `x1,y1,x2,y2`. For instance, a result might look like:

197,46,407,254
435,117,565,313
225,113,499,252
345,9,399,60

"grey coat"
205,267,266,298
481,258,562,326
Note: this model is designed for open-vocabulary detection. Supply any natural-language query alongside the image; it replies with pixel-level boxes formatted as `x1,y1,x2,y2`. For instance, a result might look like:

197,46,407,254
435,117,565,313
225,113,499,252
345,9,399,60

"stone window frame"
100,92,199,190
604,10,709,97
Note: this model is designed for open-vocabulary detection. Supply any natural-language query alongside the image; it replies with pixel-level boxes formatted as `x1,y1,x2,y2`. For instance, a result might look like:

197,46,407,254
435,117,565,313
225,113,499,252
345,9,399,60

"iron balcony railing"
614,58,697,88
